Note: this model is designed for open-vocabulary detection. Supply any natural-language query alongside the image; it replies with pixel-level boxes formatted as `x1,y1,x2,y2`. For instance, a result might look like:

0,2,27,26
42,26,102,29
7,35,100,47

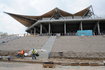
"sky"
0,0,105,34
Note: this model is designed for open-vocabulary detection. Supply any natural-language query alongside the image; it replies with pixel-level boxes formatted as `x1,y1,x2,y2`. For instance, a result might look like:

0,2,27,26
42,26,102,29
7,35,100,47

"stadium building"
6,6,105,36
1,6,105,59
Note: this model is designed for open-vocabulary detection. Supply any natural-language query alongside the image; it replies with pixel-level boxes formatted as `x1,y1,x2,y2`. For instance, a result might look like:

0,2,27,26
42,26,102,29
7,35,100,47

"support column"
48,23,51,34
34,28,36,35
97,21,101,35
40,24,42,35
64,23,66,34
93,24,97,35
80,21,83,30
30,30,32,35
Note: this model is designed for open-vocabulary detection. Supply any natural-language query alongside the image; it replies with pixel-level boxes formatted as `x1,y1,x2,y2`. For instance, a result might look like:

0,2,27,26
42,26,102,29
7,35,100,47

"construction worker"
16,50,25,58
32,49,36,59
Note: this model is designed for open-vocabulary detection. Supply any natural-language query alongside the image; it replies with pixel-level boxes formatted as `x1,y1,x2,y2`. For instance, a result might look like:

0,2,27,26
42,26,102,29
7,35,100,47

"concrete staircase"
38,36,56,60
50,36,105,58
0,36,49,51
0,35,20,44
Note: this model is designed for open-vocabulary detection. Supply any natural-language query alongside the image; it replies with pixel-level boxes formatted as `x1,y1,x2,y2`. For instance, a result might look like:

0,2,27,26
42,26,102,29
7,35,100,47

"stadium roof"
74,7,90,16
5,6,91,27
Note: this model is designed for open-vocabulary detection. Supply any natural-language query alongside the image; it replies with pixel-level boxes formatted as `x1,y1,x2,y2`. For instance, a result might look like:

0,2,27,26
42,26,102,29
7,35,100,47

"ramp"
38,36,56,59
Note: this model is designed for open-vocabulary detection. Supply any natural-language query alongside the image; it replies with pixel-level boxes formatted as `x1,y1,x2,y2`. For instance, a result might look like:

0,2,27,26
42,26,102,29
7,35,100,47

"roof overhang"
5,12,38,27
27,18,105,31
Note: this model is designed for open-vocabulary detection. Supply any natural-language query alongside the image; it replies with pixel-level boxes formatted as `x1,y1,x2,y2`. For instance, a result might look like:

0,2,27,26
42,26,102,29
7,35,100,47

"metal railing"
41,16,105,21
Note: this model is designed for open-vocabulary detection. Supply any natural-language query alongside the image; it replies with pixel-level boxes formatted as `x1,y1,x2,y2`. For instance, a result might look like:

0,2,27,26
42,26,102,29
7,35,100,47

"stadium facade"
6,6,105,36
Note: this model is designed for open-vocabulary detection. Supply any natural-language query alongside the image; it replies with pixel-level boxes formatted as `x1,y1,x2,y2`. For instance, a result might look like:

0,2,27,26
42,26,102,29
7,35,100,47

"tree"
0,32,8,37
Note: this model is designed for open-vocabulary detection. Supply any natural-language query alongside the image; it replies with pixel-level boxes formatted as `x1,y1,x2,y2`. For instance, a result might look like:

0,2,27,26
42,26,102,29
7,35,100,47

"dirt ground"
0,62,105,70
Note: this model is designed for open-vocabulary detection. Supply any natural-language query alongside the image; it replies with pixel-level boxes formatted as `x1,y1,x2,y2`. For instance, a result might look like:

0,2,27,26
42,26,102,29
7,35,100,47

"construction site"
0,6,105,70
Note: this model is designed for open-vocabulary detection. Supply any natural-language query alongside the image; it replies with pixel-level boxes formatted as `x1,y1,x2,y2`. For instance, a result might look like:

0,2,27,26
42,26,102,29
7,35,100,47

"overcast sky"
0,0,105,34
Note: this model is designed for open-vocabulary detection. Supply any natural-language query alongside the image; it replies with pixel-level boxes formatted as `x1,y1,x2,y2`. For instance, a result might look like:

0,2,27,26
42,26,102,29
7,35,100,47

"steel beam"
40,24,42,34
80,21,83,30
34,28,36,35
97,21,101,35
48,23,51,34
64,23,66,34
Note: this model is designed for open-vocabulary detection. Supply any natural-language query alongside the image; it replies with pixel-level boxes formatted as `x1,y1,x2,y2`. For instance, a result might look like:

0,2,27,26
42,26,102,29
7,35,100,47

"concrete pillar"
31,30,32,34
48,23,51,34
80,21,83,30
40,24,42,35
34,28,36,35
97,21,101,35
64,23,66,34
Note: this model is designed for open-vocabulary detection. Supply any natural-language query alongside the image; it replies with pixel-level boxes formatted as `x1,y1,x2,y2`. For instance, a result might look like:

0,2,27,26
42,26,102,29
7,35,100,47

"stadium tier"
0,36,105,59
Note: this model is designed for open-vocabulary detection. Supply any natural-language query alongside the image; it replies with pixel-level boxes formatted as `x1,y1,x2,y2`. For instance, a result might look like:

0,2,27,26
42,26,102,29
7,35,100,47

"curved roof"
41,8,73,17
5,6,91,27
73,6,90,16
5,12,38,27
